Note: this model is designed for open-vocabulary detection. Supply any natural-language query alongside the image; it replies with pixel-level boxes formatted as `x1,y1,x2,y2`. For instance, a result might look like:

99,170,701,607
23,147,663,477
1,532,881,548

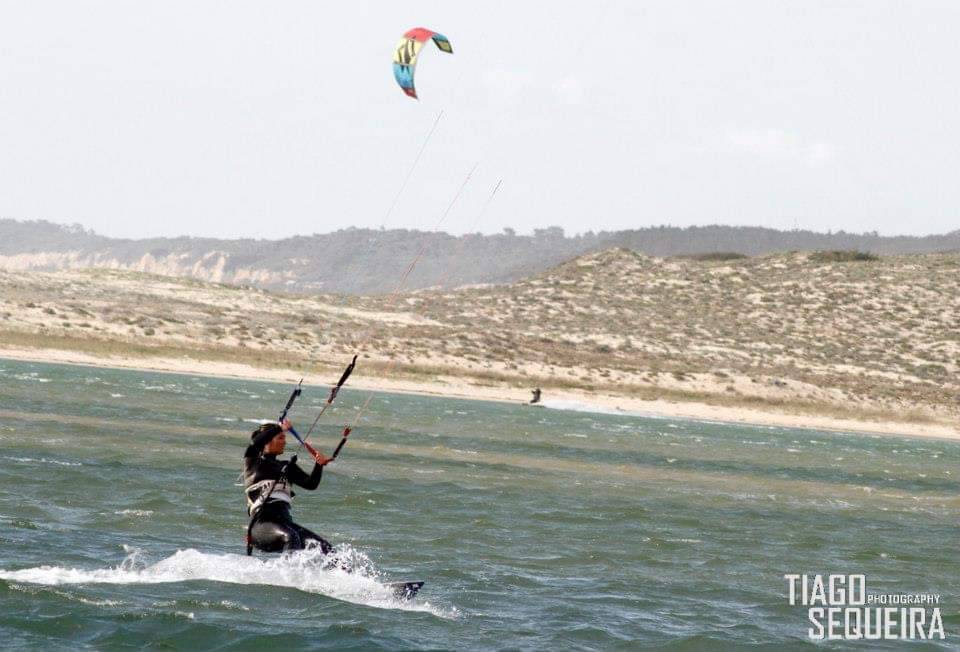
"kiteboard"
388,581,425,600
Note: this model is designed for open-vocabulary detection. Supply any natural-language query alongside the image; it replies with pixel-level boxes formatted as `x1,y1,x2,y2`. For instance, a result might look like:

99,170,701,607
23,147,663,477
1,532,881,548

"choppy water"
0,358,957,650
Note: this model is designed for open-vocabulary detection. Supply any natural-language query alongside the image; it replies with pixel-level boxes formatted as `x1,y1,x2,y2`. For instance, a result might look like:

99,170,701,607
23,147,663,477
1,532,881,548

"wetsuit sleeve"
287,460,324,490
245,428,277,459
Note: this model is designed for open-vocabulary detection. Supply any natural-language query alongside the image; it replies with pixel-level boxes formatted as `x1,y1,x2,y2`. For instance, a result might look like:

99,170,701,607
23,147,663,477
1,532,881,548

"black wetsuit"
244,429,333,554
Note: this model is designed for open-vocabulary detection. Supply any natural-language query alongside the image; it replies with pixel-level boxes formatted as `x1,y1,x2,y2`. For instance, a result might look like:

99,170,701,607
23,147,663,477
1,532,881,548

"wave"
539,399,663,419
3,455,81,467
0,545,454,618
10,372,51,383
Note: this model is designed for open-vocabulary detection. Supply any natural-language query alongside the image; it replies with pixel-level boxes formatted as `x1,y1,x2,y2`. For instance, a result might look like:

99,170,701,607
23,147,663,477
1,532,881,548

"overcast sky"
1,1,958,239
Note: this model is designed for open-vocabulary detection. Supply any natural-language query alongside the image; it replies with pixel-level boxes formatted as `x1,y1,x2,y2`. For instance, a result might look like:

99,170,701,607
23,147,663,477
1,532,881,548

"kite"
392,27,453,99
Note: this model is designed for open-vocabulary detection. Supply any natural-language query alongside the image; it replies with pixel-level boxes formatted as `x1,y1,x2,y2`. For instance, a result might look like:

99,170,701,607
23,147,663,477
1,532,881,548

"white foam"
79,596,123,606
13,373,51,383
3,456,81,467
114,510,154,517
0,545,454,618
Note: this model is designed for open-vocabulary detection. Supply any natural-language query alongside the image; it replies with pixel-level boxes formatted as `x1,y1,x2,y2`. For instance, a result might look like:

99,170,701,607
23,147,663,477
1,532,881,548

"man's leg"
291,523,333,555
250,518,304,552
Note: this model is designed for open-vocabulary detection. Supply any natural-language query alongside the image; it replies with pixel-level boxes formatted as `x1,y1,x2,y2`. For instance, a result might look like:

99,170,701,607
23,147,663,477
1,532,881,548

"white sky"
1,1,958,239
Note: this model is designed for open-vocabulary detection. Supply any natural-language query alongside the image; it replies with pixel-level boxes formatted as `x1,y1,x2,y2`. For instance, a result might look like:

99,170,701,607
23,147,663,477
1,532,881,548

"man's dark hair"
251,422,282,440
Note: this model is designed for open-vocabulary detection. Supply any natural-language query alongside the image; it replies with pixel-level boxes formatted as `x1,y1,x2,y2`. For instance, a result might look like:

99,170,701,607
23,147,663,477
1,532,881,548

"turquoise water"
0,358,957,650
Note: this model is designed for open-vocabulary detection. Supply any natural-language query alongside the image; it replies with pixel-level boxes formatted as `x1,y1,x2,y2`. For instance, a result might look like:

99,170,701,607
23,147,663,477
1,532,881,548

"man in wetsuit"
244,418,333,554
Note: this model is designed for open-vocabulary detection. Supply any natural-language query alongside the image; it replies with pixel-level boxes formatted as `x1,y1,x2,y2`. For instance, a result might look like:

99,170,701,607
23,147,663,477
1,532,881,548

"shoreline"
2,345,958,442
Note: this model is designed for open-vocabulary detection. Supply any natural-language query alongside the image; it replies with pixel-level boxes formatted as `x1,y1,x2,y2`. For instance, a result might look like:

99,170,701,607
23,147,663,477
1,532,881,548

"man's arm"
287,460,324,490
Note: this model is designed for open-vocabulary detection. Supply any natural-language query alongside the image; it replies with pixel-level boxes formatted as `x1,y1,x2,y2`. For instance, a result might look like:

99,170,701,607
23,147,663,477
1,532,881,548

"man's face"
264,431,286,455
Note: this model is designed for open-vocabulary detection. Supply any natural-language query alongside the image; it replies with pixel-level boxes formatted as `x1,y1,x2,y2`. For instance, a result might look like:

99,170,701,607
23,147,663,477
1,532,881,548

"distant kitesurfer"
530,387,542,404
244,418,333,554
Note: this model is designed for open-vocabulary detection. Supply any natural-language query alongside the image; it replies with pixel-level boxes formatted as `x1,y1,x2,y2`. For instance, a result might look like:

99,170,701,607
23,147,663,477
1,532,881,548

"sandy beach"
4,345,957,442
3,259,959,444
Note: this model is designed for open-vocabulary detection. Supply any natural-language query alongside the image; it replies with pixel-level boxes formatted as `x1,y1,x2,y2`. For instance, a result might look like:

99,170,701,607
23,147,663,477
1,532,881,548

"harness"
245,477,292,516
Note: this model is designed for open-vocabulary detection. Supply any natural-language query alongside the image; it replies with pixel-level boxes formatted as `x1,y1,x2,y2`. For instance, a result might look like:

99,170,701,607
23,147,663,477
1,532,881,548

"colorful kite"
392,27,453,99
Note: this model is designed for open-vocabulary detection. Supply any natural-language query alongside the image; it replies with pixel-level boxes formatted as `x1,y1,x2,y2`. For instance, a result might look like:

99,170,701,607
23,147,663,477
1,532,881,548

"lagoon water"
0,359,957,650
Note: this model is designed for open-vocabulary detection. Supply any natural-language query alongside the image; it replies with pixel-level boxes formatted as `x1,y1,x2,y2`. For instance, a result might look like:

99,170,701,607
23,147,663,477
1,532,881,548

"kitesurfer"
530,387,542,404
244,418,333,554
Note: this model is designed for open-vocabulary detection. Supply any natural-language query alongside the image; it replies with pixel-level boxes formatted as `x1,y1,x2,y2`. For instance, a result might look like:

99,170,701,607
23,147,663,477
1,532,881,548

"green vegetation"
809,250,879,263
677,252,749,261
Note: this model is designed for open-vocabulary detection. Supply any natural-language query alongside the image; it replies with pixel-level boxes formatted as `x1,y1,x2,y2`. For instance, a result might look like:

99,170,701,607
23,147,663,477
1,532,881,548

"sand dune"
1,249,957,440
